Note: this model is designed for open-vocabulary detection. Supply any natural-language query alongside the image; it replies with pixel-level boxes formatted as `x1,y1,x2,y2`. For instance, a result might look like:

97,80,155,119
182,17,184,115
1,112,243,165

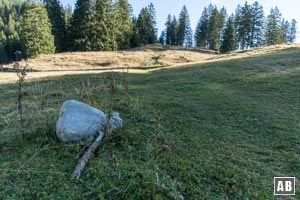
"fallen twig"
71,130,105,179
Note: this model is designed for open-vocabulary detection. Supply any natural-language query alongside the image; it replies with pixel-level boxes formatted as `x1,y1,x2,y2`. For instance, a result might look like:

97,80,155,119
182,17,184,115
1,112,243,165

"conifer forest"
0,0,297,64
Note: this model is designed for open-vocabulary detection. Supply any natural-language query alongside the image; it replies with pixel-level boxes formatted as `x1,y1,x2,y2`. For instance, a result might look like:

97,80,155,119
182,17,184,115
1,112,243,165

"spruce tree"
280,19,290,43
20,2,55,57
130,16,142,47
90,0,115,51
114,0,132,50
44,0,67,52
265,7,283,45
288,19,297,43
220,15,236,53
148,3,157,38
234,4,242,49
218,6,227,45
165,14,172,45
250,1,264,47
165,14,177,45
5,11,21,61
0,10,8,63
170,16,178,45
136,8,149,45
195,7,209,48
242,2,252,48
207,6,220,50
170,15,178,45
185,14,193,47
177,6,186,46
177,5,193,47
69,0,91,51
136,6,156,45
235,2,252,49
0,29,8,63
0,0,22,62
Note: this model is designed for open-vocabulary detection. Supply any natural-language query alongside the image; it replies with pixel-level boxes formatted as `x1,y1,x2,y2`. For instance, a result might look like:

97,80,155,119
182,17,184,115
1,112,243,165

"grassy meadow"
1,44,300,199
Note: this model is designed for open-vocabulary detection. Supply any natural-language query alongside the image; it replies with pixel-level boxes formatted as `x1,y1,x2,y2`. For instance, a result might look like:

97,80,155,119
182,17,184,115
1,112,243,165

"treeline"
0,0,298,64
0,0,56,63
0,0,157,64
159,2,297,53
0,0,23,63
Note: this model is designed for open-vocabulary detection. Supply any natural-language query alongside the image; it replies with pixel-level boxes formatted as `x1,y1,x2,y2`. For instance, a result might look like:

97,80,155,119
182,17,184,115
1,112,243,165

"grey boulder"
56,100,122,142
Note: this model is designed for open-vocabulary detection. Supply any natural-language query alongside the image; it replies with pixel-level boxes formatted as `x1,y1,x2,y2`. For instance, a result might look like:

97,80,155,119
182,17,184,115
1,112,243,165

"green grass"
1,45,300,199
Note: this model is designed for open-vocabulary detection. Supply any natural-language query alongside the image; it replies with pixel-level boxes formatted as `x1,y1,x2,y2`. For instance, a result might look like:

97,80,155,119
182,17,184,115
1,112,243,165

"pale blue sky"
60,0,299,41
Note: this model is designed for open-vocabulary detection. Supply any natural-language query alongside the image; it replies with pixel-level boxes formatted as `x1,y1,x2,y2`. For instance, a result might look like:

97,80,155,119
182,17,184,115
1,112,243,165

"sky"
60,0,300,41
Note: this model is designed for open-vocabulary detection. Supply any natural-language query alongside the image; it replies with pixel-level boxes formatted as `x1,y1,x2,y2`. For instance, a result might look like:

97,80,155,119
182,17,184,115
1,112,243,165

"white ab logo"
274,177,295,195
277,181,293,192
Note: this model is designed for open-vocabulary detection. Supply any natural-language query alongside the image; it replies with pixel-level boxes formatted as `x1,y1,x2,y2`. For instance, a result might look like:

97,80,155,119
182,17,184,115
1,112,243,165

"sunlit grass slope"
1,44,300,199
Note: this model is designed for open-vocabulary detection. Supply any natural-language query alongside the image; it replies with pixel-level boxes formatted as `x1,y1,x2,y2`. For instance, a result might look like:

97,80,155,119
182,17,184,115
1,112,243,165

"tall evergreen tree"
114,0,132,50
165,14,177,45
288,19,297,43
194,7,209,48
90,0,115,51
0,0,22,63
5,12,20,60
207,6,221,50
220,15,236,53
177,5,193,47
218,6,227,44
147,3,157,38
235,2,252,49
250,1,264,47
0,29,8,63
69,0,91,51
20,1,55,57
170,16,178,45
234,4,242,48
135,6,156,45
280,19,290,43
44,0,67,52
185,14,193,47
0,8,9,63
265,7,283,45
165,14,172,45
130,16,141,47
177,6,186,46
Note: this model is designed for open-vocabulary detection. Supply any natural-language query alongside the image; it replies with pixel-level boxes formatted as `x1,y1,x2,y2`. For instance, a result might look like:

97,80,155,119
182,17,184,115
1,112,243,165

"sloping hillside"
1,44,300,199
0,44,216,83
2,44,299,83
3,44,215,71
